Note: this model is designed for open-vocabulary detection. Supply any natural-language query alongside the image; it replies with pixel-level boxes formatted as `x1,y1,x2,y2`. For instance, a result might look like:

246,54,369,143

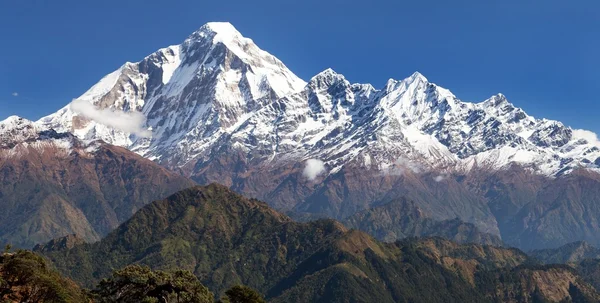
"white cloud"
433,175,445,182
381,166,406,176
303,159,326,181
382,158,424,176
573,129,600,147
11,92,18,97
70,99,151,137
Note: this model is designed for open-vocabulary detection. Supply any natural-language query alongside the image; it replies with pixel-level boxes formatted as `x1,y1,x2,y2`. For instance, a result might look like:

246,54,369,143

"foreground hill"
528,242,600,296
0,116,195,248
40,184,600,302
0,250,88,302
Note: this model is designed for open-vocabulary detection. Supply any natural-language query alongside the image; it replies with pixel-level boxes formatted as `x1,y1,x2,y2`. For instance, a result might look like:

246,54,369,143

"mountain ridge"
36,22,600,178
4,22,600,250
0,116,196,248
40,184,600,302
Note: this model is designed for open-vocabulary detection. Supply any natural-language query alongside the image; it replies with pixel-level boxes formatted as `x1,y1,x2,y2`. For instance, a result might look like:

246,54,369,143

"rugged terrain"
40,184,600,302
0,116,195,248
530,241,600,265
343,197,503,245
28,22,600,250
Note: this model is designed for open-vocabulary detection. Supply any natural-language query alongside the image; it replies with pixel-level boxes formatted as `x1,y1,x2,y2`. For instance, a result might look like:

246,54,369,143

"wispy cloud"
382,158,424,176
303,159,326,181
433,175,445,182
11,92,18,97
573,129,600,147
70,99,151,137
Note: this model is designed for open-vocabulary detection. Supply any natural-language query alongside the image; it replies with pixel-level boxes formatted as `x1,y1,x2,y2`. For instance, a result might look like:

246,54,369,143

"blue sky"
1,0,598,133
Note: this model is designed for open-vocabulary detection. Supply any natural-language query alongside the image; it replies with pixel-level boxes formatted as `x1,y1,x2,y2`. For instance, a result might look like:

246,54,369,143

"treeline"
0,247,265,303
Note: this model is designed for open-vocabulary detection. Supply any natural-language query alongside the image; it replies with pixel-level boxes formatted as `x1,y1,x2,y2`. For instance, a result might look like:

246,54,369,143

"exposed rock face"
0,117,195,248
530,241,600,264
32,234,85,253
467,168,600,250
30,22,600,250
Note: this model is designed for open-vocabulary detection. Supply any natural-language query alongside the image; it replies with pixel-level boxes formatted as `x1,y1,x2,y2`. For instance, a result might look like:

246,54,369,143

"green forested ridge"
0,250,264,303
0,249,89,303
39,184,600,302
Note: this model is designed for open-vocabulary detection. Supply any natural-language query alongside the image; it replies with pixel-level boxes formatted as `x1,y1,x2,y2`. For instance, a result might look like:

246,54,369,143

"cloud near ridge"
70,99,151,137
381,158,424,176
572,129,600,147
303,159,326,181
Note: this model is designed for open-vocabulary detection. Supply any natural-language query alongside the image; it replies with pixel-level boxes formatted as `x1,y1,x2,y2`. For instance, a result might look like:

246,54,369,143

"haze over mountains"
3,22,600,250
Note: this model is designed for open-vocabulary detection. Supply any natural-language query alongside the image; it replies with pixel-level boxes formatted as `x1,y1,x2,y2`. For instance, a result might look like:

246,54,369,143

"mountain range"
39,184,600,302
3,22,600,250
0,116,194,248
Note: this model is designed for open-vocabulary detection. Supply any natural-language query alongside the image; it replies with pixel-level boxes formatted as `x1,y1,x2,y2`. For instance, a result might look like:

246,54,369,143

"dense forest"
28,184,600,302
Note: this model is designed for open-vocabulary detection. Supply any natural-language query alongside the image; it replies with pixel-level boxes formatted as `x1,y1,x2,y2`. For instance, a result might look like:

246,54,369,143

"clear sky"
1,0,598,133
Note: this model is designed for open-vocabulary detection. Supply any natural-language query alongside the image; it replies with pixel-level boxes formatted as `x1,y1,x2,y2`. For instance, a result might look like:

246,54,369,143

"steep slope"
41,184,600,302
530,241,600,264
459,168,600,250
39,22,305,167
343,198,503,245
0,116,195,248
37,22,600,250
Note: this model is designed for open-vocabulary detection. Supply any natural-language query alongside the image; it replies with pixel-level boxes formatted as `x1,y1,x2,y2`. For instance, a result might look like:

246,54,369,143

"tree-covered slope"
41,184,600,302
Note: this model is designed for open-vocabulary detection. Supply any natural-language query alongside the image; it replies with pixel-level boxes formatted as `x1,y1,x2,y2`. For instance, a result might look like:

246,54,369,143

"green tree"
94,264,213,303
224,285,266,303
0,250,87,303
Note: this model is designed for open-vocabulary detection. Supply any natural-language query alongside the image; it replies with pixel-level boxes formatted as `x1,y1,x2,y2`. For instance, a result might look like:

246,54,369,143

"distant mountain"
575,259,600,294
41,184,600,302
33,22,600,250
529,242,600,296
530,241,600,264
0,116,195,248
39,23,600,178
343,198,503,246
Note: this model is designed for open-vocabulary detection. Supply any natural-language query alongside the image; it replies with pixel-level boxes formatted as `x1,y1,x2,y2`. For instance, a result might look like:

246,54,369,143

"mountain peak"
316,67,338,76
0,116,37,135
310,68,345,82
202,21,239,34
195,22,244,41
308,68,347,87
0,115,30,125
189,22,246,45
408,71,428,82
481,93,511,108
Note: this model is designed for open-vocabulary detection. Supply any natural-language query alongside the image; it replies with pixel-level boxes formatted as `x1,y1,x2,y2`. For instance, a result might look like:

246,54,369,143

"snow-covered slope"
38,22,600,177
0,116,89,159
39,22,306,166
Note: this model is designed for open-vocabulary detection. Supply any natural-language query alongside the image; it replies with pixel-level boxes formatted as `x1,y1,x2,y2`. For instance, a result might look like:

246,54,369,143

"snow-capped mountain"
39,22,600,178
40,22,305,169
4,21,600,250
0,115,82,158
0,115,194,248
